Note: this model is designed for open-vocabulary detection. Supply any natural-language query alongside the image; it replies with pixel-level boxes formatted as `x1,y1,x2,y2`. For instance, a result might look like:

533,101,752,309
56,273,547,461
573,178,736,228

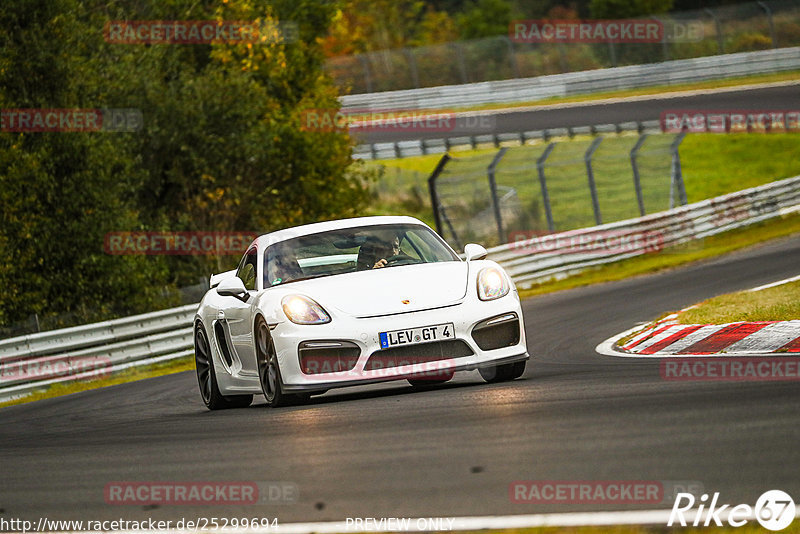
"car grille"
471,313,521,351
298,341,360,375
364,339,473,370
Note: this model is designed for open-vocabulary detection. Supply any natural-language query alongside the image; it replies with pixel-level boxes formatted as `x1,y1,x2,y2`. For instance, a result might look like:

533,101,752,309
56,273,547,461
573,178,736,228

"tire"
194,323,253,410
255,317,308,408
479,360,526,383
407,370,454,387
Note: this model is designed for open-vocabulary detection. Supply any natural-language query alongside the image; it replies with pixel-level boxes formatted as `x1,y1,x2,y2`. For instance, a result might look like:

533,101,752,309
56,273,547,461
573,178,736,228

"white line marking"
74,507,800,534
749,274,800,292
350,79,800,122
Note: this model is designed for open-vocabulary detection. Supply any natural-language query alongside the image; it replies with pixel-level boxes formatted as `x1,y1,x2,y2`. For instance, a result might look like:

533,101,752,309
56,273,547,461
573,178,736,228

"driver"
370,235,401,269
358,234,401,270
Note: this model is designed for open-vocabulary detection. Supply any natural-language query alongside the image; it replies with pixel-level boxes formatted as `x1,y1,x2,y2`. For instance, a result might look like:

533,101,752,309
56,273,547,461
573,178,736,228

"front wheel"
194,323,253,410
479,360,526,383
256,318,308,408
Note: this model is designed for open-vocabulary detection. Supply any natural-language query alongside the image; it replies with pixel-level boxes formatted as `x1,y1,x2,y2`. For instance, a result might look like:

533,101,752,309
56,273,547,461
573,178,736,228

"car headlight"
477,267,510,301
281,295,331,324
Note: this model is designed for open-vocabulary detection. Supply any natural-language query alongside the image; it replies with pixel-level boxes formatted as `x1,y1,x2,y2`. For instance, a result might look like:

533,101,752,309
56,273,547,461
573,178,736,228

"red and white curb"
598,319,800,358
597,277,800,358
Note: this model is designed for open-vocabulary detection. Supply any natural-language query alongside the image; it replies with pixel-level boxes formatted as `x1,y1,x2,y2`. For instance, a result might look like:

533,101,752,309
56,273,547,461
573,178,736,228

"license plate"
379,323,454,349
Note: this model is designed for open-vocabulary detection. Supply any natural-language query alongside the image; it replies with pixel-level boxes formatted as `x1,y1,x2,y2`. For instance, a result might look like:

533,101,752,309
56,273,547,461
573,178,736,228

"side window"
236,247,258,291
399,235,421,261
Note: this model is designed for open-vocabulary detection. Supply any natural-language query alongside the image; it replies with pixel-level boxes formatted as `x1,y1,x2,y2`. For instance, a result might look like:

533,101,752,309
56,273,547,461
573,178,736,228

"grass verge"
366,133,800,238
517,212,800,299
409,70,800,114
0,356,195,409
677,280,800,324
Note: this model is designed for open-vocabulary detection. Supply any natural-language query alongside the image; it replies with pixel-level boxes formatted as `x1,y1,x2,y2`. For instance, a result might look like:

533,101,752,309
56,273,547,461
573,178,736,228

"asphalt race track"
356,83,800,144
1,234,799,524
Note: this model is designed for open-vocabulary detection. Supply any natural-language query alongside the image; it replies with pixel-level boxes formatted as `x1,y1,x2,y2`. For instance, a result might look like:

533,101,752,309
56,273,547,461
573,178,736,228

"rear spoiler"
210,269,237,289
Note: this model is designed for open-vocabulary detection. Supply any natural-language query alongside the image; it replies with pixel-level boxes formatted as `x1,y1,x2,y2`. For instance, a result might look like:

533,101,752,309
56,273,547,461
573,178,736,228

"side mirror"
464,243,488,261
216,277,250,302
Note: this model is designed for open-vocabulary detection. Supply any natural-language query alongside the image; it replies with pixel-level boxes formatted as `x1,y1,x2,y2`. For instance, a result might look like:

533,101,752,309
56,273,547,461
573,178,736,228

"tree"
0,0,370,328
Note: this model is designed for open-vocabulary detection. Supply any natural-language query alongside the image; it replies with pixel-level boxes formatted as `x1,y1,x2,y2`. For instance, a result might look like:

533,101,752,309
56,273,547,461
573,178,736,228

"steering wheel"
383,254,416,266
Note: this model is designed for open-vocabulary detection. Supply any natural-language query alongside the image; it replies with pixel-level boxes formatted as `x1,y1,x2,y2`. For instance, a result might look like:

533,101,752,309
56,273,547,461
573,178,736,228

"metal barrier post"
427,153,451,236
537,142,557,233
630,134,648,216
584,136,604,226
487,147,509,244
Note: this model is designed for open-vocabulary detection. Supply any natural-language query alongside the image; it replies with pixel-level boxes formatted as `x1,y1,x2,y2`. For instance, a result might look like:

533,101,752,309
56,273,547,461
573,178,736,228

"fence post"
487,147,509,244
630,134,648,216
537,142,557,233
358,54,374,93
654,16,670,61
502,36,521,78
584,136,604,226
403,48,421,88
670,132,688,208
607,41,618,67
452,43,469,84
427,153,451,237
704,8,725,54
757,1,778,48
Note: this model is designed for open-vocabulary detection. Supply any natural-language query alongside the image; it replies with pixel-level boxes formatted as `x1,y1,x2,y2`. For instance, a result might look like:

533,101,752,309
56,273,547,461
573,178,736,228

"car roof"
253,216,431,250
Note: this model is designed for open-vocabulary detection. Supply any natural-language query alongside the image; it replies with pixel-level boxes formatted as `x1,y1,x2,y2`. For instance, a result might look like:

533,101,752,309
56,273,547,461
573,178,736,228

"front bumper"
272,295,528,393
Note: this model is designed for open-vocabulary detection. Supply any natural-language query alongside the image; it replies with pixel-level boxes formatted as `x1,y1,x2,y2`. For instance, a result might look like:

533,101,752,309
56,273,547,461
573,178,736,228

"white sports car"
193,216,528,409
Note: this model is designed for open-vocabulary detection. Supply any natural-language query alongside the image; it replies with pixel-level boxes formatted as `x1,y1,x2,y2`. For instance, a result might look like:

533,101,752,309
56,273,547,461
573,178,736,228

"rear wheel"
256,317,308,408
194,323,253,410
479,360,526,383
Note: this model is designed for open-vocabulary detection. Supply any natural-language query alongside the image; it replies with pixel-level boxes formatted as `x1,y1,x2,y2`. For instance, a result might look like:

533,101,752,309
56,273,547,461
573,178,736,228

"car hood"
290,261,469,318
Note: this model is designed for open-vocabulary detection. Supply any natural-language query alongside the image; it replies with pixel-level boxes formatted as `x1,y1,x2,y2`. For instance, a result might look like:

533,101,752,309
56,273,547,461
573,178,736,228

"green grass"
517,212,800,298
677,280,800,324
0,356,195,409
682,134,800,203
414,70,800,114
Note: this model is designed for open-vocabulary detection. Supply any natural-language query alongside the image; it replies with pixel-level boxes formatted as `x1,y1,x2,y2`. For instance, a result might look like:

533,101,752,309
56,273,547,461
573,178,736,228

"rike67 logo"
669,490,796,531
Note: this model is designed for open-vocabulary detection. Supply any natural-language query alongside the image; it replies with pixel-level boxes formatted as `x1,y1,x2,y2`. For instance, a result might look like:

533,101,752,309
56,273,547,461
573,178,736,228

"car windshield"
264,223,459,287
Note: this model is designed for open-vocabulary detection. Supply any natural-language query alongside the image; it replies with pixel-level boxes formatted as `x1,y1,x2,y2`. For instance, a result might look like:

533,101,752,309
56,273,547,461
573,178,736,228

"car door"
215,246,259,379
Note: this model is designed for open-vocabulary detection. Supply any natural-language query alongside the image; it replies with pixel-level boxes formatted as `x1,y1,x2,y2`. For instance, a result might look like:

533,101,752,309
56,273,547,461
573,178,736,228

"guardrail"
488,174,800,288
2,175,799,400
341,47,800,113
353,120,662,160
0,304,196,401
